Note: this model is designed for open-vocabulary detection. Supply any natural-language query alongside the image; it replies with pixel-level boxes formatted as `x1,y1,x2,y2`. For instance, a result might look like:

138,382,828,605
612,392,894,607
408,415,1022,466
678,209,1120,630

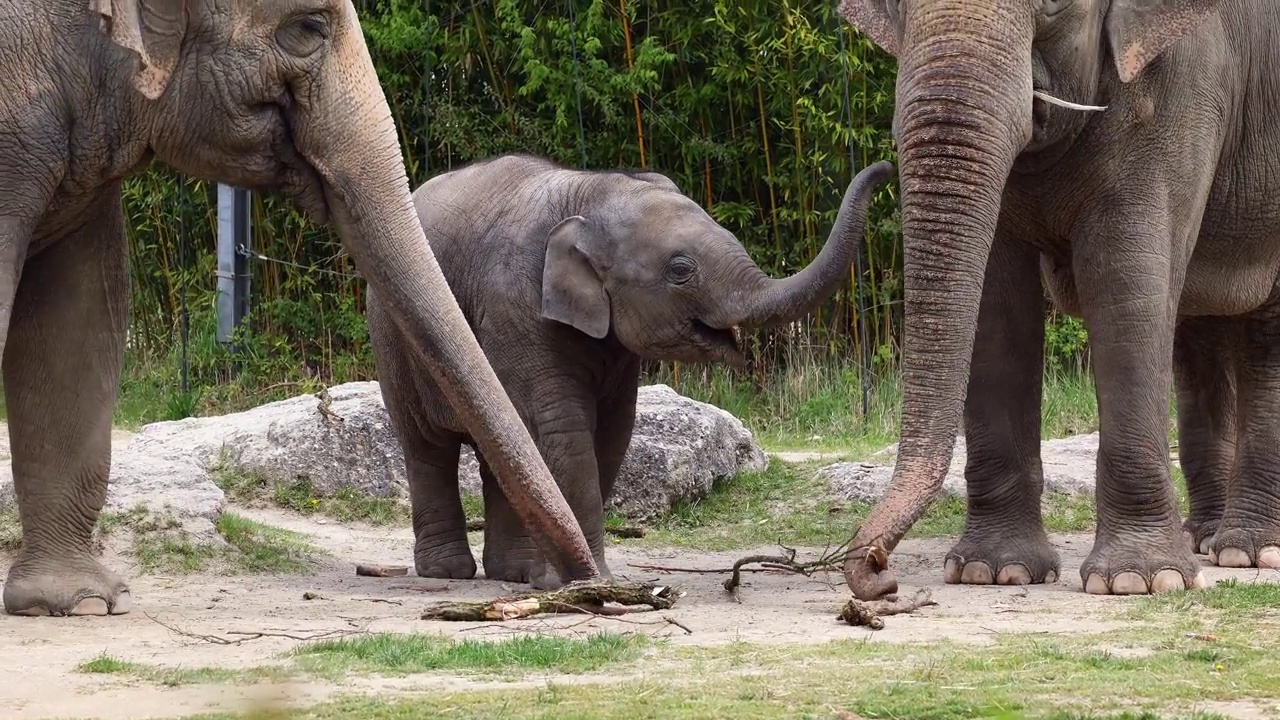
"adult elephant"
367,154,895,587
0,0,596,617
836,0,1280,599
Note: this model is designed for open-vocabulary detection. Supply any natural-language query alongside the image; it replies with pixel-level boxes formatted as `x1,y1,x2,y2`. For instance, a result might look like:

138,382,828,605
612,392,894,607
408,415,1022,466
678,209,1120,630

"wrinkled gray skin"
367,154,894,586
838,0,1280,599
0,0,600,617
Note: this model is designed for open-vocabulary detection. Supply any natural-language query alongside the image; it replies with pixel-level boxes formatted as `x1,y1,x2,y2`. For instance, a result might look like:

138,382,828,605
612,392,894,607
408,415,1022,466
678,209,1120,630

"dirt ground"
2,426,1279,720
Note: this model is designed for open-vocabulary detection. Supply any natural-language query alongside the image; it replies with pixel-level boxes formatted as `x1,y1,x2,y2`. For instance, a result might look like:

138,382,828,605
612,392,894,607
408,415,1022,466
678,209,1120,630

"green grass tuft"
212,462,411,527
291,631,649,678
128,508,318,575
77,652,281,687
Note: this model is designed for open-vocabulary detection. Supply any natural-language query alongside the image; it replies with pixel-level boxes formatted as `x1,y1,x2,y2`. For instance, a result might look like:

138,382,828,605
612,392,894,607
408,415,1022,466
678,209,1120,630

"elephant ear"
92,0,187,100
542,216,611,339
1104,0,1220,83
835,0,900,57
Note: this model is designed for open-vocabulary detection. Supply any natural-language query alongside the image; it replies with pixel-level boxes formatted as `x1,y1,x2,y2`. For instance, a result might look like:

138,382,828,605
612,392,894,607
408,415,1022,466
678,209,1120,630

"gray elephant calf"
368,154,893,586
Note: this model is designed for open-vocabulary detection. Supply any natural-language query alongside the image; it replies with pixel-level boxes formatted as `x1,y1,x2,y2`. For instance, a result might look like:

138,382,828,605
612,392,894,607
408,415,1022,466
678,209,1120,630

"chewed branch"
1033,90,1107,112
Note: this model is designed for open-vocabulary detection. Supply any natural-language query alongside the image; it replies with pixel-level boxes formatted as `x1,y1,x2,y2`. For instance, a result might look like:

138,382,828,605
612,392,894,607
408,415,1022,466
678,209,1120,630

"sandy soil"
1,424,1278,719
3,508,1279,720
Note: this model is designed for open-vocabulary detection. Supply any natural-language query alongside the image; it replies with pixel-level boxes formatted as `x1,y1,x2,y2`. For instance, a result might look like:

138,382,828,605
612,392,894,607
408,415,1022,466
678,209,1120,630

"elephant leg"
595,374,639,508
1172,316,1239,556
944,232,1059,586
2,193,130,617
1209,305,1280,569
481,416,609,588
1074,222,1203,596
406,435,475,579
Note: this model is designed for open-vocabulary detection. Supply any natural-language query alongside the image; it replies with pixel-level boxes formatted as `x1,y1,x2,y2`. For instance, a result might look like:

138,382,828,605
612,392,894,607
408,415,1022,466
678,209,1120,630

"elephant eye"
1042,0,1073,16
664,254,698,285
277,12,330,58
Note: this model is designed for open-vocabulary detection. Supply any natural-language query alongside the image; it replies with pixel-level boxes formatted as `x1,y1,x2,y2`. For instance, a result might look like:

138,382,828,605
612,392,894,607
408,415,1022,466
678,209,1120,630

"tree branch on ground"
420,580,683,622
722,540,853,601
837,589,937,629
145,612,363,645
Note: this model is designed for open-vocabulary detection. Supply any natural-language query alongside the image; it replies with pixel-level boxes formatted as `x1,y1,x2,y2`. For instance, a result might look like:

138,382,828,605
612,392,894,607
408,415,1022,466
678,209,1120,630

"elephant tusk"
1033,90,1108,112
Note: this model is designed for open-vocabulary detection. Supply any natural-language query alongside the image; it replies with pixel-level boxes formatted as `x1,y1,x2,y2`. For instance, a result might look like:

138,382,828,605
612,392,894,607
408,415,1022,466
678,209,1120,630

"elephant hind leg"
945,233,1060,588
1209,306,1280,569
1172,317,1239,555
2,192,130,617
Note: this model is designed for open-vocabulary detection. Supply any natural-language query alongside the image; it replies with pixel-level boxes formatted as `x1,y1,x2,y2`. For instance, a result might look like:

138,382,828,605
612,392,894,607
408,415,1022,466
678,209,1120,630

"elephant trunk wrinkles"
733,160,896,330
842,19,1033,600
298,10,598,584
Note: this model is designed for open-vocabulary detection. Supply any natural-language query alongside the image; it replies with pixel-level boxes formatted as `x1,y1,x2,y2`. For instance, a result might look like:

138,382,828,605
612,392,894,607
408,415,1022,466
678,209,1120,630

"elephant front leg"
2,195,131,617
481,423,609,589
1074,220,1204,596
945,232,1060,587
1209,305,1280,569
1173,317,1239,555
405,437,476,579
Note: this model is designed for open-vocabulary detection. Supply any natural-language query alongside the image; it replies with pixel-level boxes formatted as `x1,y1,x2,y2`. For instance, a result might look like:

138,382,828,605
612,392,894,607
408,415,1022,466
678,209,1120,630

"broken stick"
355,563,409,577
421,580,683,622
837,588,937,629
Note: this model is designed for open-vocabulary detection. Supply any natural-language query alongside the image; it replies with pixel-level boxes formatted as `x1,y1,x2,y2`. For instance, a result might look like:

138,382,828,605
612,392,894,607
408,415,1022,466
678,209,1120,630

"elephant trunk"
842,6,1034,599
294,7,598,584
729,160,896,330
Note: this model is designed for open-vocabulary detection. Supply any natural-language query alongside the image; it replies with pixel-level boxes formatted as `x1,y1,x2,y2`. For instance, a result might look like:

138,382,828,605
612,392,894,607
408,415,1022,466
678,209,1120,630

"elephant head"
93,0,598,582
835,0,1222,599
541,161,896,364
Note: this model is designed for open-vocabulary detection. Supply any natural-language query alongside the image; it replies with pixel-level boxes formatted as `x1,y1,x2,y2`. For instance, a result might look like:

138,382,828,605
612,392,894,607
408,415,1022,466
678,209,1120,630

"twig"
421,580,683,622
837,588,937,630
626,562,779,575
722,540,853,601
467,518,645,538
145,612,360,645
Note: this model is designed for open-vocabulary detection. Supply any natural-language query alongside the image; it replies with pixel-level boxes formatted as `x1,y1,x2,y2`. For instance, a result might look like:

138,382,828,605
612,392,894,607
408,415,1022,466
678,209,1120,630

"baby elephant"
368,153,894,587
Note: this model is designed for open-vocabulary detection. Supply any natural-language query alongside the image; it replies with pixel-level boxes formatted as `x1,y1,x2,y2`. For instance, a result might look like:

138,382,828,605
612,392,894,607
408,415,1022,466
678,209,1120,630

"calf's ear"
542,216,611,339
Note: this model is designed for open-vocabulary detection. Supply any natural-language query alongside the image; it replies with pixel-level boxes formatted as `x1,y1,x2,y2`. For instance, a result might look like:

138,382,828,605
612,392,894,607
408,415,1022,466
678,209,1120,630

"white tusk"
1033,90,1108,112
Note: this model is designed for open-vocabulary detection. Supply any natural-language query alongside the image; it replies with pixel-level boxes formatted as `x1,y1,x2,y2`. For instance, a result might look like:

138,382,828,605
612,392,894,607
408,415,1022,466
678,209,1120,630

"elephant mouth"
691,319,746,366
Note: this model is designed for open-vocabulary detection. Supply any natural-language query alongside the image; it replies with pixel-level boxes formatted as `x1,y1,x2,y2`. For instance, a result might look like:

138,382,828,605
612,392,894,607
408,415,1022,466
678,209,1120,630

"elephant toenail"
1110,572,1149,595
1199,537,1214,555
1216,548,1251,568
1150,569,1186,593
70,597,110,616
1084,574,1110,594
943,557,963,584
109,592,132,615
1044,570,1058,584
1257,547,1280,569
996,564,1032,585
1191,572,1208,590
960,561,994,584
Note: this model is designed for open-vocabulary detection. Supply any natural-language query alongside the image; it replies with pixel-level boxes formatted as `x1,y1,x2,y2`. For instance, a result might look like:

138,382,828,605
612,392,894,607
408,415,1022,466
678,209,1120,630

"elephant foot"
3,552,131,617
414,543,478,579
1080,531,1206,595
1181,517,1221,556
484,551,613,589
1207,525,1280,569
943,529,1061,586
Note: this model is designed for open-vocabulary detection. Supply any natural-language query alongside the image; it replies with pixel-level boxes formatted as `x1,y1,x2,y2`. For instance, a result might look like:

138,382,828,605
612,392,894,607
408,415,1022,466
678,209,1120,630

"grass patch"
128,508,318,575
212,462,410,527
155,621,1276,719
77,652,281,687
292,631,648,678
1127,577,1280,622
0,508,19,552
635,456,1098,552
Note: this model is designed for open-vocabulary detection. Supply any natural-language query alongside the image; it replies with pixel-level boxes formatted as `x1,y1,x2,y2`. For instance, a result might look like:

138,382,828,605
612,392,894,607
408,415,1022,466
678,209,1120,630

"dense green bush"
120,0,1087,421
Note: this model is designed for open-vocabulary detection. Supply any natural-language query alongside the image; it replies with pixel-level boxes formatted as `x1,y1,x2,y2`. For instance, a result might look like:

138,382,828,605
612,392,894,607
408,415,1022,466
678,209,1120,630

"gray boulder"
6,382,765,528
822,433,1101,505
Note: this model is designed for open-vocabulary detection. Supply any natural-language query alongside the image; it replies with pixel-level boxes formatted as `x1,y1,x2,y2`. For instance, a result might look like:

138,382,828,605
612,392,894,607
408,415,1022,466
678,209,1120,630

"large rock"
0,382,765,528
456,384,766,521
821,433,1101,505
